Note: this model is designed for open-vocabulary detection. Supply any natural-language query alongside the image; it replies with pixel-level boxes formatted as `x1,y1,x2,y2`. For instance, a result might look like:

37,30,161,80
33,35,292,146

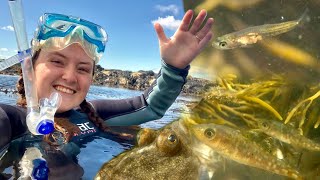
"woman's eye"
78,67,90,74
51,60,64,66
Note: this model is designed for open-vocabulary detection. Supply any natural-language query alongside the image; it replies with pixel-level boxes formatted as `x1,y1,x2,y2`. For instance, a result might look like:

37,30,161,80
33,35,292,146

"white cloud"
0,25,14,31
155,4,179,15
0,48,17,59
152,16,181,31
0,48,9,52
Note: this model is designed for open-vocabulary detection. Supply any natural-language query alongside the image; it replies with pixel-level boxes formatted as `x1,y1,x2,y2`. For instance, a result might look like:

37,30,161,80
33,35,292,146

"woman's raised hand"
154,9,214,69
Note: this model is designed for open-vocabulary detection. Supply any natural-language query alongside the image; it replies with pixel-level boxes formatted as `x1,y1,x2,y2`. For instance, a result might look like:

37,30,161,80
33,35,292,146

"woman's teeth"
54,85,75,94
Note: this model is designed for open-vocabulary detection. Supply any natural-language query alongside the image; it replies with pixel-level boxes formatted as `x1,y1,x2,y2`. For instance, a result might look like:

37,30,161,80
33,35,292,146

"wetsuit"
0,61,189,153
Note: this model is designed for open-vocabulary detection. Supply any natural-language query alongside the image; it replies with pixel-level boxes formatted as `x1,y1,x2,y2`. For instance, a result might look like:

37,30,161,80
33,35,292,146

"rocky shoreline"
0,63,214,96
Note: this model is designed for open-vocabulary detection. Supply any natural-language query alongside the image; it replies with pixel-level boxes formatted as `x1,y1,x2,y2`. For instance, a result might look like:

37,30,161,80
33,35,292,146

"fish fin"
297,8,310,26
198,165,215,180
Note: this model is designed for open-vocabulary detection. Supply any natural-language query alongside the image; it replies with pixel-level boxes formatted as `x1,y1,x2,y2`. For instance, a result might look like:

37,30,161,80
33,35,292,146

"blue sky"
0,0,185,72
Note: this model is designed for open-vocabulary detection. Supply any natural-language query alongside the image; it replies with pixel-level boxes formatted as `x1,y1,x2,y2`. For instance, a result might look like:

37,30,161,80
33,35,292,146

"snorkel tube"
8,0,61,135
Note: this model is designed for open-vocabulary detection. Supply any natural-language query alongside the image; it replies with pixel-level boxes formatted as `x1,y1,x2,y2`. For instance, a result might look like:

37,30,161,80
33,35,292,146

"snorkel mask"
32,13,108,63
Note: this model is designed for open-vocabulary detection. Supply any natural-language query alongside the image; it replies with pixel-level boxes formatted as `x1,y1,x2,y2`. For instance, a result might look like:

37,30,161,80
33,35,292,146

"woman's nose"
62,67,78,83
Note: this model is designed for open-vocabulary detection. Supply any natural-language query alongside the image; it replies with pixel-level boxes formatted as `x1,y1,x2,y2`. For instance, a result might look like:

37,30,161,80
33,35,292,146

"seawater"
0,74,195,179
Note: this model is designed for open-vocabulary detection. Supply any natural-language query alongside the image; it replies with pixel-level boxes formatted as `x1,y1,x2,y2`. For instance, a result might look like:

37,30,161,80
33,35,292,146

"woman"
0,9,213,179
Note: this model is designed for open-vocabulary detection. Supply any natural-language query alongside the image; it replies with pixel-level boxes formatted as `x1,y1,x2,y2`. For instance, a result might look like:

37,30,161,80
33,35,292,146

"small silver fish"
212,9,308,50
191,123,302,179
256,120,320,151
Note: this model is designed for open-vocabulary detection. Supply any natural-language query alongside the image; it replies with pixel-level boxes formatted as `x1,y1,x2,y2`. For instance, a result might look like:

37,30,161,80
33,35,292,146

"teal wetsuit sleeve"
144,60,189,117
91,60,189,126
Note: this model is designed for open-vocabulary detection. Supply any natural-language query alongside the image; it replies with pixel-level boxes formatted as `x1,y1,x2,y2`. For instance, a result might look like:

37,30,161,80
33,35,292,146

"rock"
93,68,213,95
94,120,203,180
0,62,21,75
0,60,213,96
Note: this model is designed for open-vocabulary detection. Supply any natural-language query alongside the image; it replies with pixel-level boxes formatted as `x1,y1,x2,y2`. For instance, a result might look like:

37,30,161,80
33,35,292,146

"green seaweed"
188,75,320,136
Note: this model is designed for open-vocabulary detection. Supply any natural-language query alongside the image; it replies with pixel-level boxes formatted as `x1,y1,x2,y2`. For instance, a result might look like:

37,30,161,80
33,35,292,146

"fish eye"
219,41,227,47
156,129,181,156
204,128,215,139
261,122,269,129
167,134,177,143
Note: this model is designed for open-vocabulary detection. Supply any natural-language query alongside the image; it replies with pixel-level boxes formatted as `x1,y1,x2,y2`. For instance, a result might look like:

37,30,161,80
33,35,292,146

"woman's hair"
16,50,112,138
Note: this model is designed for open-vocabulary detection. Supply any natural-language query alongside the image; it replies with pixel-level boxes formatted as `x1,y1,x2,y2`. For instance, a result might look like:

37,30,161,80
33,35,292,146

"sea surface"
0,74,196,179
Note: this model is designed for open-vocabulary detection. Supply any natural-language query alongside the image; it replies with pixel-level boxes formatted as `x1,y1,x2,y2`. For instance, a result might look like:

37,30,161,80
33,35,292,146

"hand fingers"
178,10,194,32
189,9,208,35
154,23,168,43
198,31,213,50
195,17,214,41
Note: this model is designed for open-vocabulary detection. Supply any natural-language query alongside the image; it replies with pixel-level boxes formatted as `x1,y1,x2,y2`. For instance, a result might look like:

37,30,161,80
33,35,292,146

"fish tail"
261,8,309,37
260,22,299,37
297,8,310,25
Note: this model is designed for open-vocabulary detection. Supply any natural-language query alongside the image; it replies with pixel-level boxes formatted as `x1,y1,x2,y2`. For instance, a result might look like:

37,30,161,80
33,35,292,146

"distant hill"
0,62,214,96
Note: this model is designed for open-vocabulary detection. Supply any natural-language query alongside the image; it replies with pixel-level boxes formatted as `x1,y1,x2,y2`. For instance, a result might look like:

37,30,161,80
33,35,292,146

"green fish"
191,123,302,179
212,9,308,50
256,120,320,151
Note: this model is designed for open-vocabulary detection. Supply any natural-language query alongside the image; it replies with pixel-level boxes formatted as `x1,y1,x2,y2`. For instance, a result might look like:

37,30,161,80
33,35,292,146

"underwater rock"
94,120,206,180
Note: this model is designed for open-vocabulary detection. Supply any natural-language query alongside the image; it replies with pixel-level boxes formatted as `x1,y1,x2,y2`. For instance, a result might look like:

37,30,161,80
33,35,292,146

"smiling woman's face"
34,43,94,112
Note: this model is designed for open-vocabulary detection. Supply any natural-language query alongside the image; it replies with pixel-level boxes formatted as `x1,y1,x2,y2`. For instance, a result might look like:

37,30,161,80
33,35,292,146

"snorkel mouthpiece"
36,120,54,135
39,92,61,133
27,92,62,135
